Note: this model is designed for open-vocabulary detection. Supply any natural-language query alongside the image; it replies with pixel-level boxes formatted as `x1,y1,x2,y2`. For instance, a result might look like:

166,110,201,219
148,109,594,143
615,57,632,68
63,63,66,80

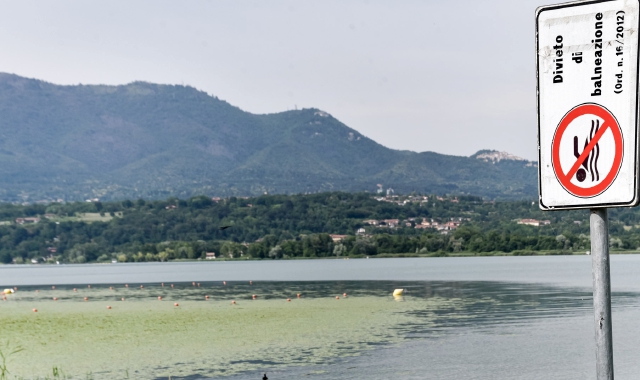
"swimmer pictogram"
572,119,600,183
551,103,623,198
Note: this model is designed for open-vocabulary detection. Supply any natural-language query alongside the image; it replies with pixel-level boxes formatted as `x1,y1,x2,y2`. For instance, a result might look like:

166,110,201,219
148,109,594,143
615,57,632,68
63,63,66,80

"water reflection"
4,280,639,379
7,280,639,327
7,280,637,305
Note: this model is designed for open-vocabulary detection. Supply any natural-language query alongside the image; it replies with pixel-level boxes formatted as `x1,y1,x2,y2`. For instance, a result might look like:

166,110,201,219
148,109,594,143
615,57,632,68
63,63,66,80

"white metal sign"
537,0,640,210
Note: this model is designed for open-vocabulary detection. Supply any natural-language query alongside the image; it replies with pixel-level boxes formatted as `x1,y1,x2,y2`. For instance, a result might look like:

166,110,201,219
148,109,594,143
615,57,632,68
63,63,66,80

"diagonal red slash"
562,121,611,182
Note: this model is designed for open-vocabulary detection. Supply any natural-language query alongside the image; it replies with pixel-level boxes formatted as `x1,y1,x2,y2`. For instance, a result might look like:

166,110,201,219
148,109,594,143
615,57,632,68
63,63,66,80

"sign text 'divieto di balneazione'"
537,0,640,210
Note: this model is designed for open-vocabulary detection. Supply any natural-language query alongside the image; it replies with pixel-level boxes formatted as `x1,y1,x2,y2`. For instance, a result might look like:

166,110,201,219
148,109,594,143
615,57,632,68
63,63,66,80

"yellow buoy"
392,289,404,296
3,289,14,294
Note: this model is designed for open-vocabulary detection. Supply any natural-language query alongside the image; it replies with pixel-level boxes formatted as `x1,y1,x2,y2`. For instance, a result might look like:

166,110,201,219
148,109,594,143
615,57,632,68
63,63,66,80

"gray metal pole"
590,208,614,379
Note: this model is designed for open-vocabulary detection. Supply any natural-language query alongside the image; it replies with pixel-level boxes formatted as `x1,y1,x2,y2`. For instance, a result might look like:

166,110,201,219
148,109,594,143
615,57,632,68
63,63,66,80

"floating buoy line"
2,281,357,313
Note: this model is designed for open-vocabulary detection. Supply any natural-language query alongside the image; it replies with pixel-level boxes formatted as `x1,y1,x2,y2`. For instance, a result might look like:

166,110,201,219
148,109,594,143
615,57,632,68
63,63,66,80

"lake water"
2,256,640,379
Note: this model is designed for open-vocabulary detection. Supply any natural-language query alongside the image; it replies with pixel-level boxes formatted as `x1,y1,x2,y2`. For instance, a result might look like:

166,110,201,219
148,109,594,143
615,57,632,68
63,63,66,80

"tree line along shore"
0,191,639,264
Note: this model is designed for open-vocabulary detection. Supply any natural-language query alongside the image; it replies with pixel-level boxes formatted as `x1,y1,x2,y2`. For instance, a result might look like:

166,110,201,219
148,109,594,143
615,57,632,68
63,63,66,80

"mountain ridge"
0,73,537,202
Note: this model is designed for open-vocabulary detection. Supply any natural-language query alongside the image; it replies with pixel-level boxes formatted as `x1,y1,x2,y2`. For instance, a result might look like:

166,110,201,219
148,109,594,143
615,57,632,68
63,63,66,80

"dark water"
215,281,640,380
3,256,640,379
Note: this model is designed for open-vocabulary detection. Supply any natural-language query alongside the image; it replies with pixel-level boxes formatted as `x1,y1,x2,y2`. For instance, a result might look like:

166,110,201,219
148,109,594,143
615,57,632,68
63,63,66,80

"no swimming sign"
537,0,640,210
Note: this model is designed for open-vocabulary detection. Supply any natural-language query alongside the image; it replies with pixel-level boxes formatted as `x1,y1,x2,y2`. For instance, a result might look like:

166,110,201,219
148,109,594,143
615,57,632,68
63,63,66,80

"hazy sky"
0,0,542,160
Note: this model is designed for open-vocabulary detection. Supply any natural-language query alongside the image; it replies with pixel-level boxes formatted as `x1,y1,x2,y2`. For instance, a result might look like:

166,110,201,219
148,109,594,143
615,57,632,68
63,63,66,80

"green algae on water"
0,288,440,379
0,280,580,379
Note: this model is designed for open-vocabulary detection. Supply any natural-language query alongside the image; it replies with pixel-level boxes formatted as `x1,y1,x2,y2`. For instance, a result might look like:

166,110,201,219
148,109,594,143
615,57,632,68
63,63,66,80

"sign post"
590,208,613,379
537,0,640,378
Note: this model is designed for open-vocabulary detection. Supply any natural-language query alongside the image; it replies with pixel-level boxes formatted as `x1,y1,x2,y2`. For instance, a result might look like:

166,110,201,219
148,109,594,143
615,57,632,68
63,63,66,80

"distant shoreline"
2,249,639,266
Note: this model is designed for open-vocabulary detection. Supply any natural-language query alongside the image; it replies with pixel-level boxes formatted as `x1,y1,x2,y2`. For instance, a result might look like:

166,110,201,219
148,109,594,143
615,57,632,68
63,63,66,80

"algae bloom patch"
0,283,423,379
0,280,601,378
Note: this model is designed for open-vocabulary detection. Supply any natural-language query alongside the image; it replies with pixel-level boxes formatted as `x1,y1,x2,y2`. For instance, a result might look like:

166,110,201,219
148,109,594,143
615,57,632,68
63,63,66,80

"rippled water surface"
2,256,640,379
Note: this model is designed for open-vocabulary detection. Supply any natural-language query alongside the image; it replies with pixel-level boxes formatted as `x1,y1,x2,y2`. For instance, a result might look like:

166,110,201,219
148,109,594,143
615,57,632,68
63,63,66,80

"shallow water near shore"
2,257,640,379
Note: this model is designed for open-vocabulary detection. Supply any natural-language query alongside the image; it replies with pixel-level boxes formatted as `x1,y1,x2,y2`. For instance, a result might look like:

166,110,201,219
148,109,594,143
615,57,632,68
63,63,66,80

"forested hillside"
1,192,640,264
0,73,536,202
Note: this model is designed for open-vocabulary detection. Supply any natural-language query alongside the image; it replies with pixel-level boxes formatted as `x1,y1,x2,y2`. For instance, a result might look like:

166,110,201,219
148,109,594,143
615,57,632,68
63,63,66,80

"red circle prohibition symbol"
551,103,623,198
